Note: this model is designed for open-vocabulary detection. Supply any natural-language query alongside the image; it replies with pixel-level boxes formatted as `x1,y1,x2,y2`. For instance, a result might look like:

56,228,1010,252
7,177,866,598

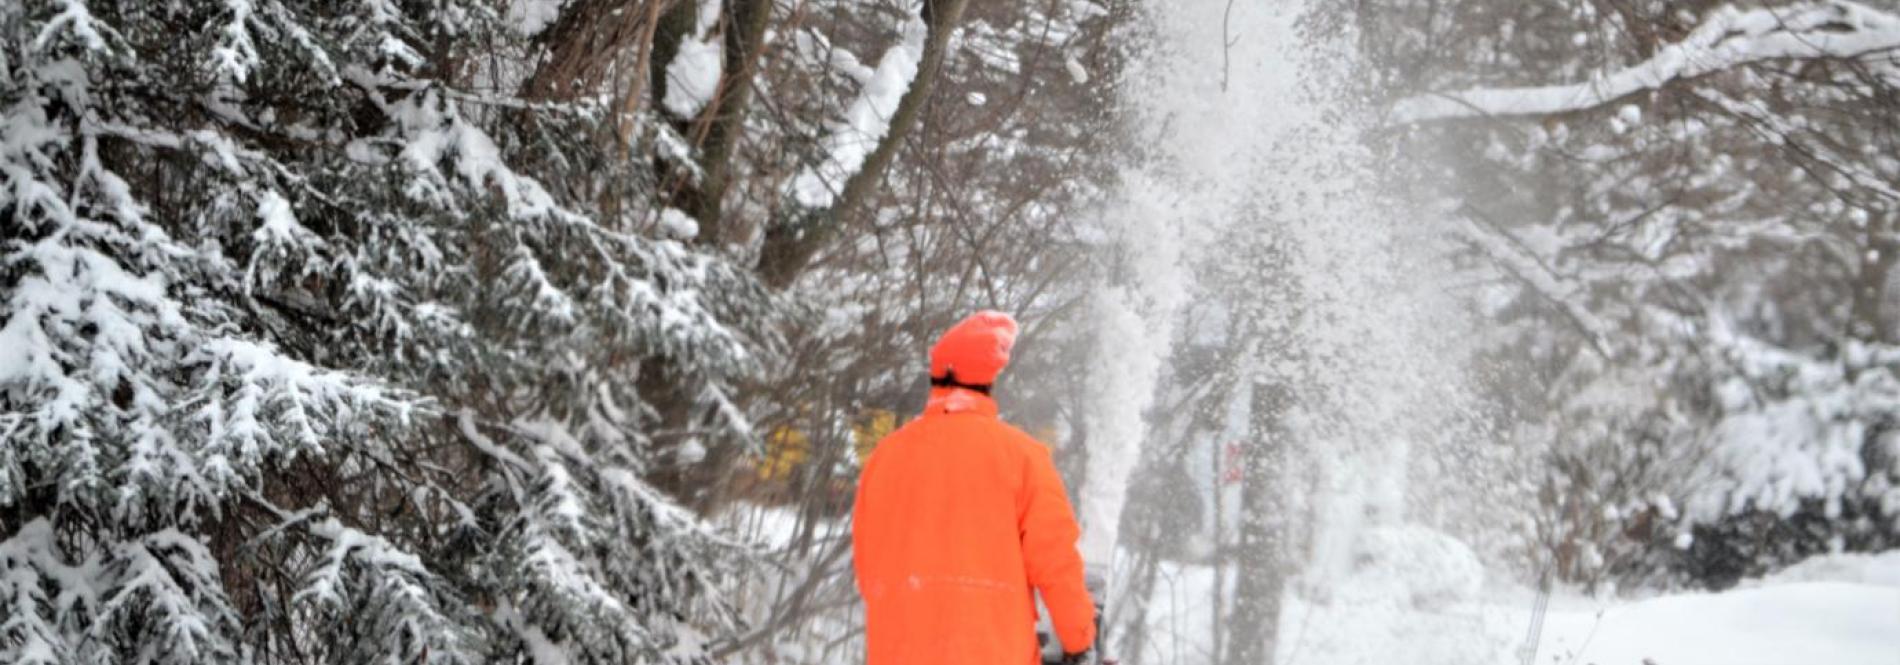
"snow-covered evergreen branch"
3,1,765,661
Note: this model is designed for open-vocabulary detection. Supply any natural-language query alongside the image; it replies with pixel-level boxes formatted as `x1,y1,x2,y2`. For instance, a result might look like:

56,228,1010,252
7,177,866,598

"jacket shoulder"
991,419,1053,458
876,414,1048,457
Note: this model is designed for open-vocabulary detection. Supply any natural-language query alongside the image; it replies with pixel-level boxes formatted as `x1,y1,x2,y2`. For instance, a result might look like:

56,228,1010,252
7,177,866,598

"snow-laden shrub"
1342,524,1486,610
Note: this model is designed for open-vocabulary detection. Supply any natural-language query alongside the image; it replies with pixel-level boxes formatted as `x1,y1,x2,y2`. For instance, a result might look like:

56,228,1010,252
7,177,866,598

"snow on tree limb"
1391,1,1900,123
661,0,724,120
758,0,973,287
787,1,929,209
1453,210,1616,358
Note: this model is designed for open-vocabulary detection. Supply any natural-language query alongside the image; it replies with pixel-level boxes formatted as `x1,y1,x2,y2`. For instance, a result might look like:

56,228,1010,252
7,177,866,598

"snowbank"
1756,550,1900,589
1531,550,1899,665
1128,549,1900,665
1535,581,1900,665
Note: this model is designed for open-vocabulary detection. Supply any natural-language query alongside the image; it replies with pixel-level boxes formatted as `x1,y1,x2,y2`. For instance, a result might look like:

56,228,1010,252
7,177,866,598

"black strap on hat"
929,369,992,395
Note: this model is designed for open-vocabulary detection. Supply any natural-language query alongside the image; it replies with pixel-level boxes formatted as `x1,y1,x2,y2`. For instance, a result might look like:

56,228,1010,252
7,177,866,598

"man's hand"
1050,649,1117,665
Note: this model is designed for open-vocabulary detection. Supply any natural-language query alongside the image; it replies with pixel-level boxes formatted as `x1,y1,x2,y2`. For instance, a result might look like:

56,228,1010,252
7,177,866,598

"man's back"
852,391,1095,665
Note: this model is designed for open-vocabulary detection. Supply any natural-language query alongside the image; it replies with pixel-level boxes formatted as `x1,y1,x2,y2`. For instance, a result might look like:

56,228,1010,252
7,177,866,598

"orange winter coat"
851,388,1096,664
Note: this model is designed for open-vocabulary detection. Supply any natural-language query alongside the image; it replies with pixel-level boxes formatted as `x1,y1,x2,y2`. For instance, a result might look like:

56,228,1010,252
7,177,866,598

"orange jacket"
852,388,1096,664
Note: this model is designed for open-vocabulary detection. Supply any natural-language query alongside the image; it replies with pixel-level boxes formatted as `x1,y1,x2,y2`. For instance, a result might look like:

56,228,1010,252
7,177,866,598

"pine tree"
2,1,770,661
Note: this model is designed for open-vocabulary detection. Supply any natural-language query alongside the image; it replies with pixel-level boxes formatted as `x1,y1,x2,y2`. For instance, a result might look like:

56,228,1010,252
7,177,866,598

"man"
852,311,1096,664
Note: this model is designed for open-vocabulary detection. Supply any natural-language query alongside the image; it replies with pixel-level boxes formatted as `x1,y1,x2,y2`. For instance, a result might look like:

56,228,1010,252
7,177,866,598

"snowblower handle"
1046,648,1117,665
1039,565,1113,664
1042,592,1107,664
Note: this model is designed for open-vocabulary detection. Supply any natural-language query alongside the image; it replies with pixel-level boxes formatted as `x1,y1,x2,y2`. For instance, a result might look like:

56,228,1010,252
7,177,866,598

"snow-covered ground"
738,498,1900,665
1127,550,1900,665
1531,579,1900,665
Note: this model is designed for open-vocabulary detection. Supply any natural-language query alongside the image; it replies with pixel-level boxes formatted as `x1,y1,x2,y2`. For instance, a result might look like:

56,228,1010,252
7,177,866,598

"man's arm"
1019,446,1096,653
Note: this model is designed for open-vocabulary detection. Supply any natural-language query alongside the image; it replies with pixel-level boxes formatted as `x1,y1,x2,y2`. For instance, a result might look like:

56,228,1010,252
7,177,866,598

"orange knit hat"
928,311,1019,386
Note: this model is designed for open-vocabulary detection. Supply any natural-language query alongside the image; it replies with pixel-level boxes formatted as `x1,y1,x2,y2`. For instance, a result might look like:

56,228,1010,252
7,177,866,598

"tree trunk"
1115,543,1160,663
524,0,675,101
756,0,972,288
676,0,776,247
1209,423,1227,660
1849,213,1897,345
1221,378,1293,665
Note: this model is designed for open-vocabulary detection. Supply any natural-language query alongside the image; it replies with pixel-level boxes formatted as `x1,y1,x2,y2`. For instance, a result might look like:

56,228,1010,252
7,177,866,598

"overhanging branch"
1391,0,1900,123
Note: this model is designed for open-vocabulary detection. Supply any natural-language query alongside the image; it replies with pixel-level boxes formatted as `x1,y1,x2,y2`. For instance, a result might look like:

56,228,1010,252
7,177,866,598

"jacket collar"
923,387,998,417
